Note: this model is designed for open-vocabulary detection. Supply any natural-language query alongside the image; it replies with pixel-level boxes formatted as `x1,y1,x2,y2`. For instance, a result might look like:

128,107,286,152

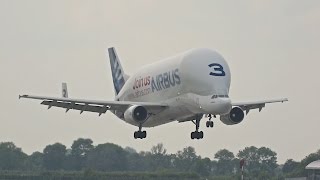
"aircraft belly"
143,105,192,127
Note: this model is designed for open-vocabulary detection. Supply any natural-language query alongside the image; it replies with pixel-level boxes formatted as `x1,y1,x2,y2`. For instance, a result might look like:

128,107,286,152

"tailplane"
107,47,128,95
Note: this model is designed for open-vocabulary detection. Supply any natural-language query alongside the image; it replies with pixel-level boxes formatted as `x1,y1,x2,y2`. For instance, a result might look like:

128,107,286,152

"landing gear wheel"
206,121,214,128
206,121,209,127
134,131,138,139
199,131,204,138
134,120,148,139
191,132,195,139
191,131,204,139
141,131,147,138
134,131,147,139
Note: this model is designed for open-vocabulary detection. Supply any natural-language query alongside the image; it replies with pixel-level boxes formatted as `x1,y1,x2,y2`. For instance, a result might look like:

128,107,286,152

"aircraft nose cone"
200,96,232,115
216,98,232,115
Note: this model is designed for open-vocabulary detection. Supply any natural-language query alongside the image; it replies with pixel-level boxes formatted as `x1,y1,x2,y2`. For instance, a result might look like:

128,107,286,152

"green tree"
193,157,212,177
147,143,172,171
150,143,167,155
174,146,199,172
86,143,128,171
69,138,94,170
282,159,300,175
123,146,141,171
25,151,43,171
301,149,320,167
124,146,137,154
43,143,67,170
296,149,320,176
257,147,278,173
0,142,27,170
71,138,93,157
237,146,277,177
126,151,148,171
214,149,236,175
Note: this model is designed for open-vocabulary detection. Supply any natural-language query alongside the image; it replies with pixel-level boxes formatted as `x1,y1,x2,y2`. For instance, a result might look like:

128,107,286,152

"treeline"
0,139,319,179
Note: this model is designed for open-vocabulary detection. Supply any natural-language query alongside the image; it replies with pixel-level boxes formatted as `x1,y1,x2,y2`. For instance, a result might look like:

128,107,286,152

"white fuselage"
115,48,232,127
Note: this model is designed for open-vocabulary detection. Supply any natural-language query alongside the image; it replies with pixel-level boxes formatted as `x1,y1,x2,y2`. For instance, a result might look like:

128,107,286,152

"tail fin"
62,82,68,98
107,47,128,95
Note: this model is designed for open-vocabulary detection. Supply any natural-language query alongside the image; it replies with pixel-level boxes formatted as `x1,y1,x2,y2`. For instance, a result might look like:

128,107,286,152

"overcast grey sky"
1,0,319,163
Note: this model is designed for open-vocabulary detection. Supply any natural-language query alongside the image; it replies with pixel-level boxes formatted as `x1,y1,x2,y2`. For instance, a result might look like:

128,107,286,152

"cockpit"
211,95,229,99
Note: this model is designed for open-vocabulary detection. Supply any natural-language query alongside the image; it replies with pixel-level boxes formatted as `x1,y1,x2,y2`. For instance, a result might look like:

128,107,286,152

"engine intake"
124,105,148,123
220,107,245,125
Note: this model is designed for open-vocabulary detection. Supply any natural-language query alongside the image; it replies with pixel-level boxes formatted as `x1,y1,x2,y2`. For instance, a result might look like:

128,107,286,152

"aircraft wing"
232,98,288,114
19,95,168,116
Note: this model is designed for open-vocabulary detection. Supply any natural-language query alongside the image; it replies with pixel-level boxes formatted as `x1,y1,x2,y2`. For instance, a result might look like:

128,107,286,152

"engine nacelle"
124,105,148,123
220,107,245,125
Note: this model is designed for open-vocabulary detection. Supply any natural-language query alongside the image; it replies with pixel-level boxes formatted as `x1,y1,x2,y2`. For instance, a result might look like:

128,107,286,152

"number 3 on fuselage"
209,63,226,76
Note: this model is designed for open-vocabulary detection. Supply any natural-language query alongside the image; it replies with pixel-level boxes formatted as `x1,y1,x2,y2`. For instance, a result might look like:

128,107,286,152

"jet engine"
220,107,244,125
124,105,148,123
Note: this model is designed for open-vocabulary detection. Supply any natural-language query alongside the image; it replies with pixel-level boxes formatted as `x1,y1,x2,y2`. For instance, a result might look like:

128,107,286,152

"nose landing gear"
206,121,214,128
205,114,215,128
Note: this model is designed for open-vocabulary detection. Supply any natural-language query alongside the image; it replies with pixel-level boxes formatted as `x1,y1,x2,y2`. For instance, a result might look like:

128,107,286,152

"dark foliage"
0,139,318,179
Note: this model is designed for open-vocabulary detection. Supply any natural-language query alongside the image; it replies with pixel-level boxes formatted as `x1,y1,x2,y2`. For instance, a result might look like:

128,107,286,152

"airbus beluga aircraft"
19,48,288,139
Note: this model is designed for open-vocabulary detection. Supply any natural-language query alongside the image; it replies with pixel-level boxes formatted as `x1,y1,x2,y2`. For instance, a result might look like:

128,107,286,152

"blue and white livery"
19,48,288,139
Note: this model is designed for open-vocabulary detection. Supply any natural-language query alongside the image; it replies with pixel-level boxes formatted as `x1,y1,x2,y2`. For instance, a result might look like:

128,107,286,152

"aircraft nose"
216,98,232,115
200,96,232,115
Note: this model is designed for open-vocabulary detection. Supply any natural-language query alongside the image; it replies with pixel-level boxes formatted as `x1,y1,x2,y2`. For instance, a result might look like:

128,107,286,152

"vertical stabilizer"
107,47,127,95
62,82,68,98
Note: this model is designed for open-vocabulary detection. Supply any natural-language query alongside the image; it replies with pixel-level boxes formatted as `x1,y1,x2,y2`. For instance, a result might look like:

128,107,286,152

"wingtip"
18,95,27,99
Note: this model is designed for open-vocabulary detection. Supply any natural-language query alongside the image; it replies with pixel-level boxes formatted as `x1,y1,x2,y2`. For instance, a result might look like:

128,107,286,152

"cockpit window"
211,95,218,99
211,95,229,99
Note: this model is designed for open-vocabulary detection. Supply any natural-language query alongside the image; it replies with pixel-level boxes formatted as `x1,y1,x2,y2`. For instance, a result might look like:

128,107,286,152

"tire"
210,121,214,127
191,132,195,139
199,131,204,139
196,132,200,139
142,131,147,138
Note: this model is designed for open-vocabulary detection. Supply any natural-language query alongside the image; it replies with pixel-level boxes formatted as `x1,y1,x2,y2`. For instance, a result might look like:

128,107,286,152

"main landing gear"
205,114,215,128
191,114,204,139
191,114,216,139
134,123,147,139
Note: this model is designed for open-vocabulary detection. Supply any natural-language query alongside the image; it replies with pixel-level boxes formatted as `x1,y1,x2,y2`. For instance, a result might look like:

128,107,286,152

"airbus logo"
133,68,181,93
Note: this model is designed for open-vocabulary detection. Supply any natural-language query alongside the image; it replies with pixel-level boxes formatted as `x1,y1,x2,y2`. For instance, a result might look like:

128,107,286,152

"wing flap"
41,100,109,115
20,94,168,115
232,98,288,114
232,98,288,107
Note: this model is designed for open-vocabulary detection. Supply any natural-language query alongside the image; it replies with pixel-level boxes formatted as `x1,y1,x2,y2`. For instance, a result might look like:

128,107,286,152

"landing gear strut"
191,114,204,139
206,114,215,128
134,123,146,139
134,114,152,139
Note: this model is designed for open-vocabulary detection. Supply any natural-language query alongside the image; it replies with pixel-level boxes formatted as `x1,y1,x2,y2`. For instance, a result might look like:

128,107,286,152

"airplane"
19,47,288,139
